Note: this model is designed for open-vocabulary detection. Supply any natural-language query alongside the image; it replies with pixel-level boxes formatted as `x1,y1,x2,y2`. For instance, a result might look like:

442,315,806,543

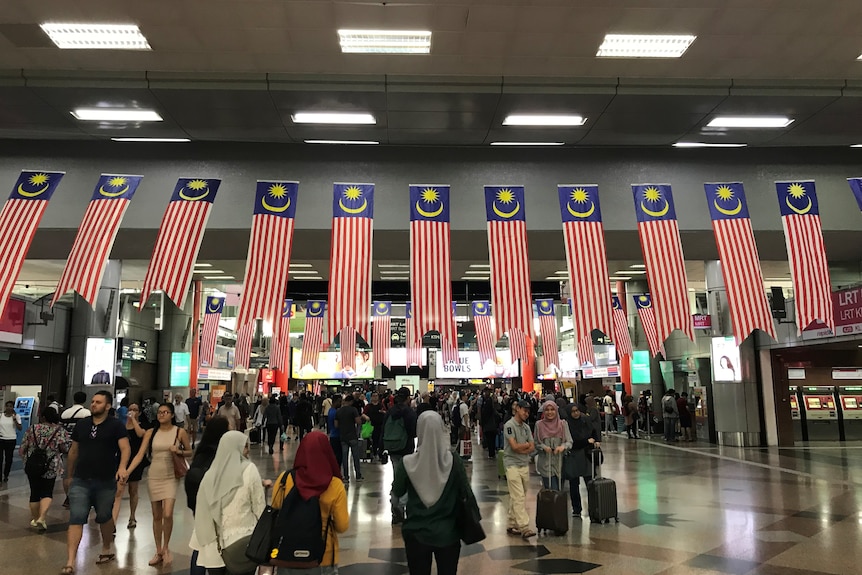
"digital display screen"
806,397,822,409
84,338,115,386
292,349,374,380
711,336,742,382
789,396,798,410
844,397,858,409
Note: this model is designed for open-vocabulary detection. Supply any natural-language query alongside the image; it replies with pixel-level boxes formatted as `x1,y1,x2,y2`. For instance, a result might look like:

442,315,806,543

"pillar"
156,294,194,396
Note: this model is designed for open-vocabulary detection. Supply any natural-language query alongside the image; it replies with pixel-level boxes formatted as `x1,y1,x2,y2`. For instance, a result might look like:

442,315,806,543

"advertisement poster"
291,349,374,380
170,352,192,387
0,298,24,344
388,347,428,367
84,338,115,386
434,350,520,378
711,336,741,382
803,286,862,339
631,350,651,384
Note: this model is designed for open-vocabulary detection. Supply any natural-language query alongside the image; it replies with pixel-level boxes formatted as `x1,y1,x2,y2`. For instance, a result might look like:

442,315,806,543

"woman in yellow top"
271,430,349,574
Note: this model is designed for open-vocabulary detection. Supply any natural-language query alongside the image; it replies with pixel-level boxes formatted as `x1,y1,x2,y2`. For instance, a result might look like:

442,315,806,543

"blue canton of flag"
91,174,142,201
282,299,293,318
847,178,862,211
558,185,602,223
485,185,526,222
207,297,225,315
705,182,750,221
410,185,449,222
374,301,392,316
472,301,491,316
776,181,819,217
169,178,220,203
536,299,555,316
9,171,65,201
254,181,298,218
633,184,677,222
333,183,374,218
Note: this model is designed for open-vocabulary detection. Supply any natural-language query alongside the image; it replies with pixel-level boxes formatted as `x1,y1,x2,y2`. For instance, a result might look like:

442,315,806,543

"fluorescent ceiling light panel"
379,270,411,275
464,270,493,275
112,137,189,142
295,276,323,280
706,116,794,128
502,115,585,127
291,112,375,125
288,270,319,275
463,276,489,280
338,29,431,54
630,264,646,269
194,269,224,274
851,144,862,148
381,277,409,280
305,140,379,145
596,34,696,58
545,276,565,280
289,263,313,268
554,271,568,275
490,141,565,146
468,264,491,268
673,142,747,148
193,263,212,268
204,276,234,280
609,276,632,281
40,23,151,50
378,264,409,268
71,108,162,122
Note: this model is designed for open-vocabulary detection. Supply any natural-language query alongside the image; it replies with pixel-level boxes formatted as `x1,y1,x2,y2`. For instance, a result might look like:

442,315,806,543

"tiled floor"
1,431,860,575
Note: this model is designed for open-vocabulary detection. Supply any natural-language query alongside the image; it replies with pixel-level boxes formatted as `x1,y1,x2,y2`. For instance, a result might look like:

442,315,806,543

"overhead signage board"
434,350,520,378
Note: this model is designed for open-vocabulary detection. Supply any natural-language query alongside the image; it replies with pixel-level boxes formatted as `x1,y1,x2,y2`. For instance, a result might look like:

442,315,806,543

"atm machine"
837,386,862,441
14,397,36,446
800,386,839,441
788,385,805,441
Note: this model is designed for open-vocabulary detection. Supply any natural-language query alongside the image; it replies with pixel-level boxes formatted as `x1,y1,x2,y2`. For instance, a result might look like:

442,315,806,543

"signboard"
84,338,115,386
832,369,862,380
198,367,232,381
120,339,148,361
631,350,651,384
291,349,374,380
558,350,581,378
0,298,24,344
787,368,806,380
803,286,862,339
388,347,429,367
692,314,712,329
170,352,192,387
711,336,741,382
395,374,419,393
582,366,620,379
434,350,520,378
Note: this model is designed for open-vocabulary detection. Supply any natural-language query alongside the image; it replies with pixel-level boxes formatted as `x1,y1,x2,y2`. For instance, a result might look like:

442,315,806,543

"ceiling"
0,1,862,146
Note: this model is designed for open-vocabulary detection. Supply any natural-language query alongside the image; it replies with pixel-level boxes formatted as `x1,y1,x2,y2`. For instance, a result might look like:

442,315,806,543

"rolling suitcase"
496,450,506,479
536,453,568,535
357,439,371,462
587,448,618,524
249,427,261,444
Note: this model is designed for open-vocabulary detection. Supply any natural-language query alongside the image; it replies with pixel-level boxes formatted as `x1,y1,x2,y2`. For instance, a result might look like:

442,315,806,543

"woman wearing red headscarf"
271,431,349,574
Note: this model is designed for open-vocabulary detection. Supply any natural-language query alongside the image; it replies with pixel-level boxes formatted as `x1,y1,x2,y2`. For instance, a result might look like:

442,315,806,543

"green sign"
170,352,192,387
631,350,651,384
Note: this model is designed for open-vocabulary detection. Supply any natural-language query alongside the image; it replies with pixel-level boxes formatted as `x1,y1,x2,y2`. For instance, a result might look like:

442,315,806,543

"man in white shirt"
602,391,615,436
173,394,190,427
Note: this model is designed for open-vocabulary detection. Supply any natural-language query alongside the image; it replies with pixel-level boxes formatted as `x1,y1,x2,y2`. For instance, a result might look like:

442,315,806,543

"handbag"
245,472,289,564
172,428,189,479
222,534,258,574
456,465,485,545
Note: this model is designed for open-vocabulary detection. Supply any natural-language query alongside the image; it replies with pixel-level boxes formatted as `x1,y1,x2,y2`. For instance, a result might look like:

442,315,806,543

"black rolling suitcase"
249,426,261,444
586,448,618,524
536,453,568,535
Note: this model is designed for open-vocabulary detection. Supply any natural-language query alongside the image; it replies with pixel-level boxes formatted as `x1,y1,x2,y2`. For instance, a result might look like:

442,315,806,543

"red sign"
692,314,712,329
804,286,862,339
259,368,275,384
0,298,24,344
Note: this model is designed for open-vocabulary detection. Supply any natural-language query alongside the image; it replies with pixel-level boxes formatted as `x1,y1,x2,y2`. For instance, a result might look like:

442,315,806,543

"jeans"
483,430,497,458
404,534,461,575
569,476,588,513
371,425,383,458
330,436,342,466
627,423,639,438
69,477,116,525
341,439,361,480
0,438,15,479
604,413,614,433
540,476,560,491
505,465,530,531
663,417,676,441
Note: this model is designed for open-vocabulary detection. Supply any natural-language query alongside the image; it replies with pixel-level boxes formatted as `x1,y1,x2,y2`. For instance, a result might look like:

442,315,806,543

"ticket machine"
13,397,36,446
801,386,839,441
837,386,862,441
788,385,804,441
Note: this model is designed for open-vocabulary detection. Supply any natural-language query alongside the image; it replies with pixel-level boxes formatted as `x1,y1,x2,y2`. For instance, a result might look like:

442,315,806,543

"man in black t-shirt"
63,390,129,572
185,389,203,448
336,395,365,484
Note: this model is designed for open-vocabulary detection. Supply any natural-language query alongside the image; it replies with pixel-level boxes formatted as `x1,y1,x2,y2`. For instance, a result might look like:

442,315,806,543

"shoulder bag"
455,462,485,544
172,427,189,479
245,470,290,564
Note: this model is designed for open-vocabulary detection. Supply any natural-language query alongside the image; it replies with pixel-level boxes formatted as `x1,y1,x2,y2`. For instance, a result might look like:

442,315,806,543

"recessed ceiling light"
468,264,491,268
112,137,190,142
378,264,410,268
288,270,319,275
673,142,747,148
338,29,431,54
289,263,313,268
40,23,151,50
194,263,212,268
194,269,224,275
204,276,235,280
502,115,586,127
596,34,696,58
464,270,492,275
706,116,794,128
630,264,646,269
609,276,632,281
490,141,565,146
291,112,376,125
71,108,162,122
304,140,380,145
462,276,489,280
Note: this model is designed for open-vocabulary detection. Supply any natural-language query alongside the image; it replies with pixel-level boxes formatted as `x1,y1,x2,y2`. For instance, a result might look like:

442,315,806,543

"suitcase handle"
543,448,564,486
591,446,602,479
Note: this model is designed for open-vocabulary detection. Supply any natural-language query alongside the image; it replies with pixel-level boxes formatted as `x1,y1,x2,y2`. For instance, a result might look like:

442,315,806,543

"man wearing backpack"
661,389,679,443
59,392,90,507
383,387,416,524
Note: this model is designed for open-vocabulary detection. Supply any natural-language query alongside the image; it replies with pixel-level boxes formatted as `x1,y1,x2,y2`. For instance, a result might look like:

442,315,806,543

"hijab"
566,405,594,442
402,411,453,508
193,431,250,547
294,430,341,500
535,400,566,442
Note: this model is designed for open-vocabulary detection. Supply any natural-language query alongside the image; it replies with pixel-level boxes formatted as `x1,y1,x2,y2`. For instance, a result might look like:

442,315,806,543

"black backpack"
270,472,333,569
452,402,462,428
25,425,60,478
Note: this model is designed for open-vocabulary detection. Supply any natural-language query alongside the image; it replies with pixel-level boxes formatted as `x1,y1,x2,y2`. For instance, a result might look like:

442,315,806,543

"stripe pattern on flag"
472,301,496,365
632,184,694,343
200,297,225,366
372,301,392,368
634,294,666,357
536,299,560,372
234,321,254,369
775,181,834,334
140,178,221,309
339,326,356,371
270,299,293,370
611,296,633,357
301,301,326,370
405,302,423,367
52,174,143,308
0,171,65,318
705,183,777,343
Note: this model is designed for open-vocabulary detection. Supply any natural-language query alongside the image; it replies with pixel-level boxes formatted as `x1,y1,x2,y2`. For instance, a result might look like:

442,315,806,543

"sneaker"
36,519,47,531
356,475,364,482
521,529,537,539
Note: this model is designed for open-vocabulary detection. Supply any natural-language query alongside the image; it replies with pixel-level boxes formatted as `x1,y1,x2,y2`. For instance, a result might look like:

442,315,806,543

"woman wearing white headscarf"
190,430,269,575
393,411,478,575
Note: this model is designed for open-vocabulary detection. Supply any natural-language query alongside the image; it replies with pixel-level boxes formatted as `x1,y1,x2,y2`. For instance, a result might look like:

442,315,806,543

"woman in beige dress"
127,402,191,566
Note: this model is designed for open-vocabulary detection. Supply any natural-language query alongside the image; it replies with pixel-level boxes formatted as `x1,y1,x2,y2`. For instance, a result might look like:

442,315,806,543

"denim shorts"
69,477,117,525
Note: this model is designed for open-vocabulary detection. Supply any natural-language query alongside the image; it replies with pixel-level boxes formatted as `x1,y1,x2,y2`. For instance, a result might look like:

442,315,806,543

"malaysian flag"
301,300,326,370
270,299,293,370
236,181,298,342
140,178,221,309
327,183,373,370
234,321,254,369
405,302,423,367
632,184,694,343
848,178,862,212
634,294,666,357
472,301,496,365
536,299,560,373
558,184,614,351
372,301,392,368
568,301,595,367
200,296,225,366
485,185,533,362
705,183,777,343
409,184,458,365
775,181,834,334
52,174,143,308
611,296,633,357
0,171,64,318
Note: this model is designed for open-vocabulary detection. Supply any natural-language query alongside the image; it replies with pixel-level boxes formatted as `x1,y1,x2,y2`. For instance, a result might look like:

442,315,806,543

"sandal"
60,567,75,575
127,519,137,529
147,553,163,566
95,554,115,565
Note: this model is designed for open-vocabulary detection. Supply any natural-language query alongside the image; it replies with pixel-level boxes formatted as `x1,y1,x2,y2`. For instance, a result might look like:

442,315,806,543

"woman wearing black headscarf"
563,404,600,517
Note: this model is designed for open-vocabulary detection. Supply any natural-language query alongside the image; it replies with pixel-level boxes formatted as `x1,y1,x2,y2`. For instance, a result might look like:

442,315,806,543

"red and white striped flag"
472,301,496,365
0,171,64,318
339,327,356,372
409,185,458,364
270,299,293,370
372,301,392,368
327,184,373,369
775,181,834,334
705,183,777,343
234,321,254,369
632,184,694,343
236,182,298,342
536,299,560,372
635,294,666,357
558,185,614,357
485,186,533,362
52,174,143,308
140,178,221,309
611,296,633,357
200,296,224,366
301,301,326,370
405,302,423,367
